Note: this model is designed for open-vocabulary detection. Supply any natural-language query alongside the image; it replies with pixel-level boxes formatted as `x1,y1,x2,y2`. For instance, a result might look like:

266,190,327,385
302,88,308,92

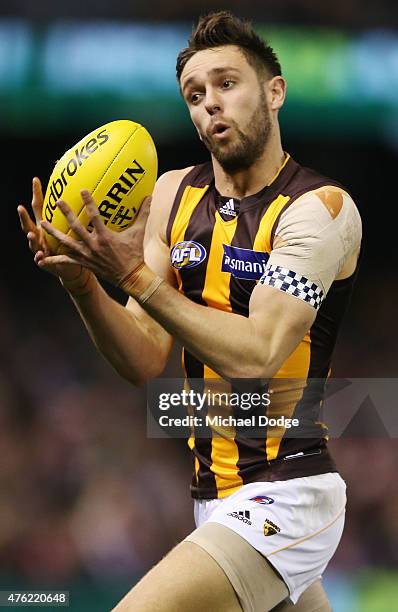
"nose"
204,88,222,115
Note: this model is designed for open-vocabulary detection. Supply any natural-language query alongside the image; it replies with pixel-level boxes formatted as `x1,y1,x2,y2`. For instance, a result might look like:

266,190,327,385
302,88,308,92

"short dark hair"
176,11,282,83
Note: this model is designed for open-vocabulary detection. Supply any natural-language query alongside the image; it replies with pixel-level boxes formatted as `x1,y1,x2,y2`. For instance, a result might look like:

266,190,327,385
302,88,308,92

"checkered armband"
259,265,324,310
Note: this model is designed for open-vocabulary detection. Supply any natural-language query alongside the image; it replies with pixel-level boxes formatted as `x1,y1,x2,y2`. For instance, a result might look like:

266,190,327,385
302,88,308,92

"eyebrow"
182,66,241,94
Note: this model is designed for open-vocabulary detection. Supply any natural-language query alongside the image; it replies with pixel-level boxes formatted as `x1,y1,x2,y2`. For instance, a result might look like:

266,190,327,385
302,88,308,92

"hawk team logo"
263,519,280,536
250,495,274,505
170,241,207,270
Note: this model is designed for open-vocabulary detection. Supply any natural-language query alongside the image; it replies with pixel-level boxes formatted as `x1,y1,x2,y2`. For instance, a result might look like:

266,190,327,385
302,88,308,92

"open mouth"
211,122,229,136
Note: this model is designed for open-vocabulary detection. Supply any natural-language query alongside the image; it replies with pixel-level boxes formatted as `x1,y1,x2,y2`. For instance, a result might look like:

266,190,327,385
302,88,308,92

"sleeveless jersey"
166,154,359,500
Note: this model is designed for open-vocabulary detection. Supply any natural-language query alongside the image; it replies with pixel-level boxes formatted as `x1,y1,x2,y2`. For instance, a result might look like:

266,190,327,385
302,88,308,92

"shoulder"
153,166,195,201
275,185,361,242
296,185,360,216
283,158,358,212
148,163,214,240
146,165,200,249
153,161,213,198
268,184,362,294
147,166,194,230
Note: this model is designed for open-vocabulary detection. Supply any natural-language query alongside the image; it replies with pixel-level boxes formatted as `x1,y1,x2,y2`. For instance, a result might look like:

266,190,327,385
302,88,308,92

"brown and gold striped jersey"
166,154,359,500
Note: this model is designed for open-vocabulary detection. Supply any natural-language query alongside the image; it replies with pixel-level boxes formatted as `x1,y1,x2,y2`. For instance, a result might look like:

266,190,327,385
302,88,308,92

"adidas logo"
219,198,237,217
227,510,252,525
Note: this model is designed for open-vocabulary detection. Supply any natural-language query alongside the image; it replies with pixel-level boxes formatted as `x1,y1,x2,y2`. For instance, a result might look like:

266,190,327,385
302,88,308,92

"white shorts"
193,472,346,604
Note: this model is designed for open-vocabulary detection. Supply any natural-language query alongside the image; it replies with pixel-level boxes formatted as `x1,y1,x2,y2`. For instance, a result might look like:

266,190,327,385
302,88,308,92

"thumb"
136,195,152,223
125,195,152,234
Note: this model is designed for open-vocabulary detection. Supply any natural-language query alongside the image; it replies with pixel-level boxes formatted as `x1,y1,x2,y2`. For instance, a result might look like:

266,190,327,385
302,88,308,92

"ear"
267,76,286,111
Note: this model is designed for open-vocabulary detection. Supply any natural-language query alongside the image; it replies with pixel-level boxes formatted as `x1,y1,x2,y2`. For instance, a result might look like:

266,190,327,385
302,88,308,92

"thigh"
111,540,242,612
186,522,289,612
206,474,346,603
271,580,331,612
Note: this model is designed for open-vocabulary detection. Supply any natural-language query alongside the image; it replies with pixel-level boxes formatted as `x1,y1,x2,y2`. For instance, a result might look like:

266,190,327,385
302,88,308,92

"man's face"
180,45,273,173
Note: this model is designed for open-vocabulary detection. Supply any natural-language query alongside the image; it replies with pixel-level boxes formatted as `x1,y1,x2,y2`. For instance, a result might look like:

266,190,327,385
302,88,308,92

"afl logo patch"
170,241,207,270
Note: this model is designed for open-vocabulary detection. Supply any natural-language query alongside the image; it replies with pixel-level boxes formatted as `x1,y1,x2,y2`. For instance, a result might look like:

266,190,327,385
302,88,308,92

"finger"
17,205,36,235
80,189,105,233
35,253,81,268
31,177,44,226
27,231,41,254
56,199,92,243
40,220,85,255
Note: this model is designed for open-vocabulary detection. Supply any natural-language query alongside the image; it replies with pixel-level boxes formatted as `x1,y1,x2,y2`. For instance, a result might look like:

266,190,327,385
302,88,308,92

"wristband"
138,276,164,304
119,262,164,304
60,267,95,296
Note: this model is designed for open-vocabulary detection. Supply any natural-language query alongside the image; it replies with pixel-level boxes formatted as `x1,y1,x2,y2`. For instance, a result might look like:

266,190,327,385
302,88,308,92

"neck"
212,124,285,199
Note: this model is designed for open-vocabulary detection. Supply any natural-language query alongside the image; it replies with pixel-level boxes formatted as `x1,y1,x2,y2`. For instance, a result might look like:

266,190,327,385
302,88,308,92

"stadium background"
2,1,398,610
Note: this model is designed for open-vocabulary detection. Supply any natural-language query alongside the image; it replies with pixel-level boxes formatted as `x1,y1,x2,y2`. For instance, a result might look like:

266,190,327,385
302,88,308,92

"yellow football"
43,119,158,253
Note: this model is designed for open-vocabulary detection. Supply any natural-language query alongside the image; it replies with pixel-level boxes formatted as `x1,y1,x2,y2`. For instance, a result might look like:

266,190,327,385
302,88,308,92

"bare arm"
63,169,194,385
141,281,316,379
68,258,173,386
20,170,190,386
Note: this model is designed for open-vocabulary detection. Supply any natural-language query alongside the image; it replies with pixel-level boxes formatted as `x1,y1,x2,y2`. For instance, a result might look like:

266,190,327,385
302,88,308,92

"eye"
190,93,202,105
222,79,234,89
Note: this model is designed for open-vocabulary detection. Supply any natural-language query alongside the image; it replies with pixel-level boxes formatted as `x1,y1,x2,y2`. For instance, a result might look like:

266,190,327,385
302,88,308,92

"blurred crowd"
0,285,193,584
0,272,397,587
1,0,398,27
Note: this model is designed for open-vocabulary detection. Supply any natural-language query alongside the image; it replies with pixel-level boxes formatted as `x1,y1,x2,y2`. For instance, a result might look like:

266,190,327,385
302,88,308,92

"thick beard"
202,102,272,174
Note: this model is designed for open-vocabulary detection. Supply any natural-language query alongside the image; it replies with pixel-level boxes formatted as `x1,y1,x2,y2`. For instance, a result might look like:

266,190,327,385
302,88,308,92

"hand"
18,177,82,282
37,190,151,286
